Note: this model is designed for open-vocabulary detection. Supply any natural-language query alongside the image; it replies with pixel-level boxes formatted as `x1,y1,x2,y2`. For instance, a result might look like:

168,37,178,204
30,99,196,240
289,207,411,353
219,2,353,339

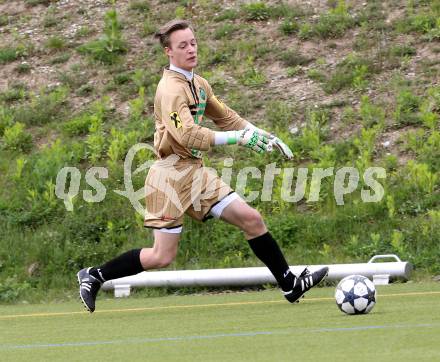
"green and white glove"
236,126,270,153
213,124,293,159
267,136,294,160
215,126,270,154
246,123,293,160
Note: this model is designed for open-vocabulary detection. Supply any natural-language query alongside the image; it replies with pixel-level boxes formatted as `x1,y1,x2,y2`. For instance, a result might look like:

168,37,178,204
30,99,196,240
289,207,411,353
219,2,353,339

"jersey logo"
199,88,206,101
170,112,182,129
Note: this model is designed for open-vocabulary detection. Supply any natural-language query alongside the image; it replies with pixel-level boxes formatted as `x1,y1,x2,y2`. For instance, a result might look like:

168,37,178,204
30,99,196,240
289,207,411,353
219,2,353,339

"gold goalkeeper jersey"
153,68,248,159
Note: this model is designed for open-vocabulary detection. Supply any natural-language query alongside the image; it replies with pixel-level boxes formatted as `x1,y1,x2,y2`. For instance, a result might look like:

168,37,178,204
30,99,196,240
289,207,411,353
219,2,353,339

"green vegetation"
279,49,313,67
299,0,355,39
10,86,69,126
242,2,270,21
394,2,440,37
24,0,55,6
279,18,299,35
323,54,375,93
129,0,150,13
214,23,238,39
1,122,33,152
0,0,439,304
45,36,67,51
77,7,127,64
0,283,439,361
0,47,21,64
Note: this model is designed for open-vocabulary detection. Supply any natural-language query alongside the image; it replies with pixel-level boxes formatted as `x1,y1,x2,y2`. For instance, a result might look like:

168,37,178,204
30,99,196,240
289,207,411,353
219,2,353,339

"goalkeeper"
77,19,328,313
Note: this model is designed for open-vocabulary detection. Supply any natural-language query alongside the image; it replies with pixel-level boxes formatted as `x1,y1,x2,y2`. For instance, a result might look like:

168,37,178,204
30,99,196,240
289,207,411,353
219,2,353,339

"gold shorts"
144,157,233,230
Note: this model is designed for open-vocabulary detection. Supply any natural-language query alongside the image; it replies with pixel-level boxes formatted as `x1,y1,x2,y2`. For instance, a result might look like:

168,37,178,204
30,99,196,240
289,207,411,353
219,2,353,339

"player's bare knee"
241,208,265,234
154,252,176,268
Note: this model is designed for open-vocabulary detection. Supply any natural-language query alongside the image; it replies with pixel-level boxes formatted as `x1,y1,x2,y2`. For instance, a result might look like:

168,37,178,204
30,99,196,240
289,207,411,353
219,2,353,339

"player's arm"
203,87,291,159
204,81,248,131
204,81,293,159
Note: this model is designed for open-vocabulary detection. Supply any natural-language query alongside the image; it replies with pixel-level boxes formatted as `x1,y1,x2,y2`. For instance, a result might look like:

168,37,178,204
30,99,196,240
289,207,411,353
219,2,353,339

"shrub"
75,26,93,38
314,9,355,38
390,44,417,57
307,69,326,83
86,115,106,164
406,13,437,33
57,65,89,89
25,0,55,6
0,106,14,137
242,2,270,21
0,83,27,103
214,23,237,39
12,86,69,126
142,18,156,36
45,36,67,51
240,66,266,87
270,3,307,19
359,96,385,128
279,19,299,35
43,11,57,28
15,62,32,73
107,127,140,169
286,65,302,77
62,114,93,136
394,89,422,126
0,47,19,64
356,0,387,31
417,131,440,171
129,0,150,13
0,277,31,303
0,15,8,27
215,9,239,22
2,122,33,152
299,0,355,39
420,86,440,130
424,18,440,41
279,49,313,67
77,7,127,64
298,23,314,39
50,52,71,64
324,54,374,93
292,108,330,158
265,100,295,131
28,139,84,192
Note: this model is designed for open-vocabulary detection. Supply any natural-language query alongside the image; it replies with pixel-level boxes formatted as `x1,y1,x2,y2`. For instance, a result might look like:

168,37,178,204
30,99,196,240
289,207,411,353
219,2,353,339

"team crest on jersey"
199,88,206,101
170,111,182,128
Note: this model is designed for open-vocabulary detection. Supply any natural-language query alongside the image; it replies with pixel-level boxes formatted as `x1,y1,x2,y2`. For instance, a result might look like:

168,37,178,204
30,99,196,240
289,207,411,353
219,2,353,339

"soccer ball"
335,275,376,315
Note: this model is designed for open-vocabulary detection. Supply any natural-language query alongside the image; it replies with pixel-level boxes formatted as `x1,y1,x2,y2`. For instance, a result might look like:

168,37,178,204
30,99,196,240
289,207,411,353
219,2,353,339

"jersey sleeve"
204,81,248,131
160,91,215,151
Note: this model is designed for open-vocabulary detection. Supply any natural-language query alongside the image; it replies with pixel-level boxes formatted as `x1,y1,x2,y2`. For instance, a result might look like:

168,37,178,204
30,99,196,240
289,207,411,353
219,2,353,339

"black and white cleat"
283,266,329,304
77,267,102,313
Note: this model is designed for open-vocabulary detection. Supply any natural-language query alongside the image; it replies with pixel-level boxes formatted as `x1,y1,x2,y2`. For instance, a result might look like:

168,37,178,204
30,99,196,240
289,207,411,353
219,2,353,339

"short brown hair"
154,19,193,48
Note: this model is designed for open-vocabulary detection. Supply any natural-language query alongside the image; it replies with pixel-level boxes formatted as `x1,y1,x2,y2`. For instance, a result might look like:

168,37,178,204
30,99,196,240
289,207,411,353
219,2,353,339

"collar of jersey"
169,64,194,81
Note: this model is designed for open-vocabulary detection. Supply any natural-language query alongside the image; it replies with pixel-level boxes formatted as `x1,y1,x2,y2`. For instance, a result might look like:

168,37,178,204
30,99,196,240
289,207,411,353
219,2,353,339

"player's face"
166,28,198,71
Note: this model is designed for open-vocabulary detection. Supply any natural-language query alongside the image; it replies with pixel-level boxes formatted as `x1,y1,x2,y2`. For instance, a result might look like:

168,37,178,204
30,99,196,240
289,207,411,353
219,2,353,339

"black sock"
247,232,295,292
90,249,144,283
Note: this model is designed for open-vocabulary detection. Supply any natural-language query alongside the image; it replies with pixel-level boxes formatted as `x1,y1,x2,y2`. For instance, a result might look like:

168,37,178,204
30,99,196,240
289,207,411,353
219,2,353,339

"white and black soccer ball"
335,275,376,315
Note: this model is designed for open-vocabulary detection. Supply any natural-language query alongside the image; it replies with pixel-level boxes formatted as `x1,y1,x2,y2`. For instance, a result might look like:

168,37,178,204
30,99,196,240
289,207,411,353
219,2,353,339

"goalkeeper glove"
267,136,294,160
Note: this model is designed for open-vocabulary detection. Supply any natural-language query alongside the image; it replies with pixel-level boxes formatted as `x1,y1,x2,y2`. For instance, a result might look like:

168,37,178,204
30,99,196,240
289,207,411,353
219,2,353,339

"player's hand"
237,126,269,154
267,136,294,160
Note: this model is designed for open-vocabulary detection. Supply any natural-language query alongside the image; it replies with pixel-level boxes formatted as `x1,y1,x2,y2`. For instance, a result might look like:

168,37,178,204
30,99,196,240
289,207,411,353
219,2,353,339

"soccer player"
77,20,328,313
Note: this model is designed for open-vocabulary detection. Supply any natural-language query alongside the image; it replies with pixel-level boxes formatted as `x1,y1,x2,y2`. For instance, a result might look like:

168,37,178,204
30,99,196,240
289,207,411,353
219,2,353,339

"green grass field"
1,282,440,362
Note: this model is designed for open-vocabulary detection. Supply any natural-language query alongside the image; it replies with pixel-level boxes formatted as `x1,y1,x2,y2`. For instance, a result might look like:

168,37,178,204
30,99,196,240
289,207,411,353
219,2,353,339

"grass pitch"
1,282,439,362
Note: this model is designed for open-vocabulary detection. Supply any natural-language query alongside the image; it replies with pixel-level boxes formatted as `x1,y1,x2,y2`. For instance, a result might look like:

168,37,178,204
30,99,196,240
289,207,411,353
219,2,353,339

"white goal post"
102,254,412,297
